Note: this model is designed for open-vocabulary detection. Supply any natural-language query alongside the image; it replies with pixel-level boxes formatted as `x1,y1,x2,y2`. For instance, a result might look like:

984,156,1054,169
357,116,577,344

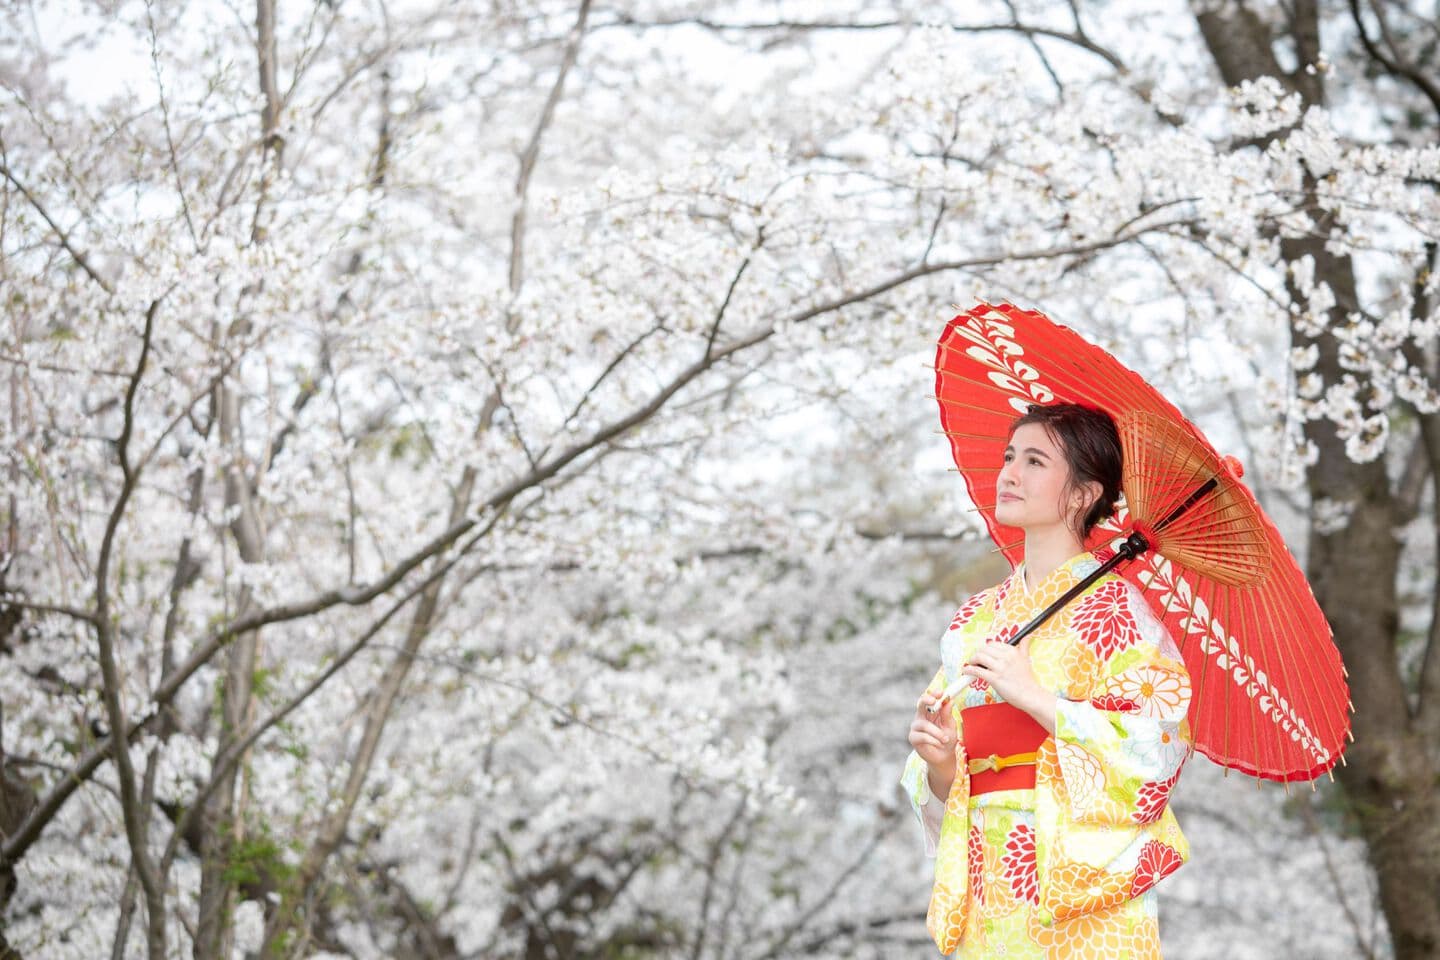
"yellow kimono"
901,550,1192,958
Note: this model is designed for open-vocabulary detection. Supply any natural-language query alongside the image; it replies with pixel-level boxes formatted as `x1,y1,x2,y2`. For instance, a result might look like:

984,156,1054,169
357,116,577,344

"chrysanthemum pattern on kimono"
900,551,1192,958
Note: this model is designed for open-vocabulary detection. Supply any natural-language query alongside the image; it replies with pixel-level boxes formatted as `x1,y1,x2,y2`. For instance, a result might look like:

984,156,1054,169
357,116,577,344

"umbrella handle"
924,675,971,715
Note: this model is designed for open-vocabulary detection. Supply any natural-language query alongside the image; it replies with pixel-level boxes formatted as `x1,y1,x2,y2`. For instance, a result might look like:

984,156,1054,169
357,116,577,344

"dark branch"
1347,0,1440,128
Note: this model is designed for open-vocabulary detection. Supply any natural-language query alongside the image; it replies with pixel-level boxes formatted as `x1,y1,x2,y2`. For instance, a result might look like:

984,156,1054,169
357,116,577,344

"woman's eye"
1028,457,1042,466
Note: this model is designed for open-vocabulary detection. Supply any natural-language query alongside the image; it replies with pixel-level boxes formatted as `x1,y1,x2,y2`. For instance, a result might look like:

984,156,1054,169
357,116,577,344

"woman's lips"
997,493,1022,502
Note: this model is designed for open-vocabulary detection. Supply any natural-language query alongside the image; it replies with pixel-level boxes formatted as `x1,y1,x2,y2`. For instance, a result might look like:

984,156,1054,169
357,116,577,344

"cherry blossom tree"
0,0,1435,958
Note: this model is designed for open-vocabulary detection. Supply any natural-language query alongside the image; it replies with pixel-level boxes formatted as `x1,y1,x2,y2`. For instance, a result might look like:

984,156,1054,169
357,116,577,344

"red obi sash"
960,702,1049,795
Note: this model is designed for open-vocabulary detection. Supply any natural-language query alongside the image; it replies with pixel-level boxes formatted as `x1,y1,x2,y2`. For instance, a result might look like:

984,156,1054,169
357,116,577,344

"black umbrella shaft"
1001,474,1221,647
1156,476,1218,533
1004,531,1148,647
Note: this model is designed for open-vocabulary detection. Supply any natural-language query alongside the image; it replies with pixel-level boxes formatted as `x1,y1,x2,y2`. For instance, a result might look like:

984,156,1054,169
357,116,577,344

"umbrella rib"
1166,524,1268,545
1258,571,1307,780
1183,564,1214,770
1261,544,1336,759
993,535,1025,557
1292,566,1351,756
930,362,1064,407
1163,511,1270,541
1164,427,1211,519
1238,578,1272,782
1247,569,1317,780
1127,426,1154,522
931,391,1029,419
935,327,1171,425
1204,569,1234,777
1263,550,1346,776
939,428,1022,442
1252,571,1309,779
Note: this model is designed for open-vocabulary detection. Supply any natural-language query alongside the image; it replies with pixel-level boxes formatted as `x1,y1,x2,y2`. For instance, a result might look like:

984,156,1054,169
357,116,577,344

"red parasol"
930,301,1351,783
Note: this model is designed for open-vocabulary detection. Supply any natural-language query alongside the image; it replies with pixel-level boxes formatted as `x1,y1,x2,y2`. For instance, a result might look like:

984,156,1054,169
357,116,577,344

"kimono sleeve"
898,665,949,858
1050,578,1191,827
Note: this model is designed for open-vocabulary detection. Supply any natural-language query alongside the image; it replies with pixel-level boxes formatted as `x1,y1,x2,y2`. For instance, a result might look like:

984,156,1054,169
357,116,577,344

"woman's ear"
1070,480,1103,525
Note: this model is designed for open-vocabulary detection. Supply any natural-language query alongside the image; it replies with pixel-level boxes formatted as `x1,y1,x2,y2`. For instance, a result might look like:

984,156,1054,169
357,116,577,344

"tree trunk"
1195,4,1440,955
194,380,267,959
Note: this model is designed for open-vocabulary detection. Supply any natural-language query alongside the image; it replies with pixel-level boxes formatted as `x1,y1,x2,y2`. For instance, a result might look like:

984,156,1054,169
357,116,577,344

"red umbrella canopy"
933,301,1351,783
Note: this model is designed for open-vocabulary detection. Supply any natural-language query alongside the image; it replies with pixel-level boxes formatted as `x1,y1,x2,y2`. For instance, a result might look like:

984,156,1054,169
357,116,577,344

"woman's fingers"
908,730,944,753
911,707,956,752
911,706,953,734
966,643,1017,674
909,729,945,752
909,735,953,766
968,643,1009,665
917,692,953,719
910,715,947,740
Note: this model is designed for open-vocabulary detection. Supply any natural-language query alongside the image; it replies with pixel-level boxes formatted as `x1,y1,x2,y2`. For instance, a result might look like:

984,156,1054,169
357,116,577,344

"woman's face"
994,422,1084,532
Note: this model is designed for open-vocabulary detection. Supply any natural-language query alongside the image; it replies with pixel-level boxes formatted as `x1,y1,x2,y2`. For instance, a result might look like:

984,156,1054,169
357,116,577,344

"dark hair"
1008,402,1123,538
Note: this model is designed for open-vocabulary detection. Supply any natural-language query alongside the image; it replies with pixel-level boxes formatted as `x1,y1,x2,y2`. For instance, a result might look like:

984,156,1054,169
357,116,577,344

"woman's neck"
1022,524,1087,591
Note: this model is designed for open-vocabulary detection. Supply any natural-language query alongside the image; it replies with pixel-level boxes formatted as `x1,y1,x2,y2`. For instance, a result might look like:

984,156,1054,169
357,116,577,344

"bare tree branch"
688,796,748,960
0,150,113,295
0,597,98,626
93,298,168,960
705,237,758,362
597,13,1129,74
1348,0,1440,128
143,0,200,249
510,0,593,294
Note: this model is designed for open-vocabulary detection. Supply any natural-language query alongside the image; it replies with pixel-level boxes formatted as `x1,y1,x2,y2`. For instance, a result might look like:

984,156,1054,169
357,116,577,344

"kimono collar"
1011,549,1099,596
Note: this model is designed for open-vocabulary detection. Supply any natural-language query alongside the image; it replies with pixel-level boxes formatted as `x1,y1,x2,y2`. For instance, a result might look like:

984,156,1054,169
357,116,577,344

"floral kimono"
900,550,1192,958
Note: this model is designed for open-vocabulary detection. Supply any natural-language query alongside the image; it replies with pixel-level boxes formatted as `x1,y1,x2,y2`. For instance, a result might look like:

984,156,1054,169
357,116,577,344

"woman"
901,402,1191,958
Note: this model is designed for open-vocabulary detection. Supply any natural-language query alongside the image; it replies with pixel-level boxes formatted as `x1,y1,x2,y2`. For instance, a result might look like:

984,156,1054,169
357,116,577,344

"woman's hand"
909,692,958,798
961,637,1057,734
